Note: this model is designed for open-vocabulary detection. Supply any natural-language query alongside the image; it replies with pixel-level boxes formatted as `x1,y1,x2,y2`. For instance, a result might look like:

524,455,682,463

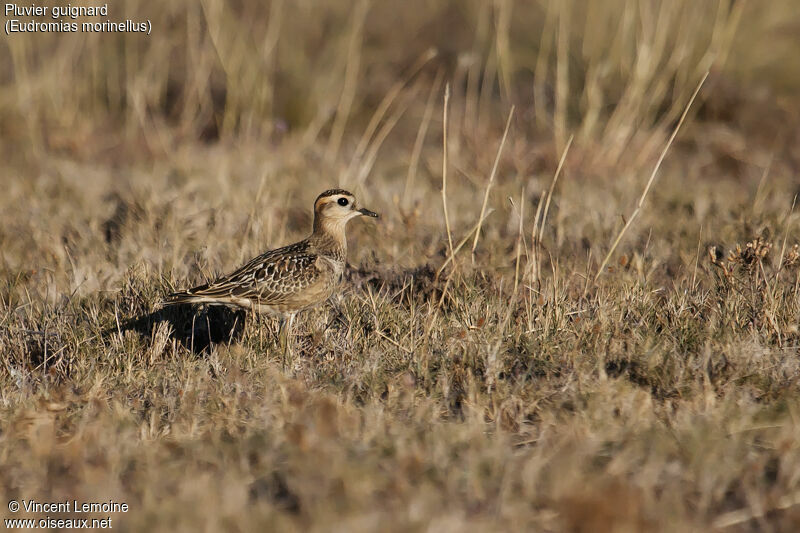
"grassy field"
2,1,800,531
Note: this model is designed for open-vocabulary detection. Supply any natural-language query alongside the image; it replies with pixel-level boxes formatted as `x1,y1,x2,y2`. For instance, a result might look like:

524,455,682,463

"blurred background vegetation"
3,0,799,162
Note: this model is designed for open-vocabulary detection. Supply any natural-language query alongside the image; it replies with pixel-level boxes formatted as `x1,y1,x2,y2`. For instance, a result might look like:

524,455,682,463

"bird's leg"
279,313,296,370
278,316,287,369
253,308,268,351
286,313,297,370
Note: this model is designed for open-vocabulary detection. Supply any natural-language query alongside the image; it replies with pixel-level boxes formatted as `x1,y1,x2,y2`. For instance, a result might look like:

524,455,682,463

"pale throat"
312,214,352,257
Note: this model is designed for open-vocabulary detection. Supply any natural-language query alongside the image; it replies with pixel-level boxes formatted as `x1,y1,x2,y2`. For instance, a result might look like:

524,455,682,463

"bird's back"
166,237,344,314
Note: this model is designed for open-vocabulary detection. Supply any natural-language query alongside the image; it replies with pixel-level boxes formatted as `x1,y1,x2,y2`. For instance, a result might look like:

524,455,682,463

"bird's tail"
160,285,214,308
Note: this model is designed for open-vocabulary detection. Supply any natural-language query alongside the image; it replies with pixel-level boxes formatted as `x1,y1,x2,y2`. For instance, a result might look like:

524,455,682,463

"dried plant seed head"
708,246,724,266
783,244,800,269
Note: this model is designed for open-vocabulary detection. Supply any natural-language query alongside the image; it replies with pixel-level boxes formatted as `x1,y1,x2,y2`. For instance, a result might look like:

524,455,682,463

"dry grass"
2,0,800,531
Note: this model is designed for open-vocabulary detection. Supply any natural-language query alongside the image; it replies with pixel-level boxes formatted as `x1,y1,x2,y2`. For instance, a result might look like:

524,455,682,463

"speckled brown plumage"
165,189,377,317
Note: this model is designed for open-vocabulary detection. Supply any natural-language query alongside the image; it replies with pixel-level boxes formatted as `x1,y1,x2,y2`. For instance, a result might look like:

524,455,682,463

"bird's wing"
169,240,327,305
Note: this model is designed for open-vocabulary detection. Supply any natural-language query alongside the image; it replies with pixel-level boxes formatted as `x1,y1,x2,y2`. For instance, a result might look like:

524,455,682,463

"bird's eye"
338,198,349,206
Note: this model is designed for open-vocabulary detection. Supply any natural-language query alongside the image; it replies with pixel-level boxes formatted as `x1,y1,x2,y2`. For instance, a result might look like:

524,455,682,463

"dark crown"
316,189,353,202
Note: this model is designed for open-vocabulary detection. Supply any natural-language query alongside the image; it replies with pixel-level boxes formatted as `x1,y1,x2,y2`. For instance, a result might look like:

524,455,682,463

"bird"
164,189,379,366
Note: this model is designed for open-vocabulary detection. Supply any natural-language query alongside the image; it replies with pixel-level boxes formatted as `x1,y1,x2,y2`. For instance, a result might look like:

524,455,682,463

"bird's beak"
358,207,379,218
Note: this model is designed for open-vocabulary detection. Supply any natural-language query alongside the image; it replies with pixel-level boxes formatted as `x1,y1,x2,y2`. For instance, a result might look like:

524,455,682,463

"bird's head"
313,189,378,234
